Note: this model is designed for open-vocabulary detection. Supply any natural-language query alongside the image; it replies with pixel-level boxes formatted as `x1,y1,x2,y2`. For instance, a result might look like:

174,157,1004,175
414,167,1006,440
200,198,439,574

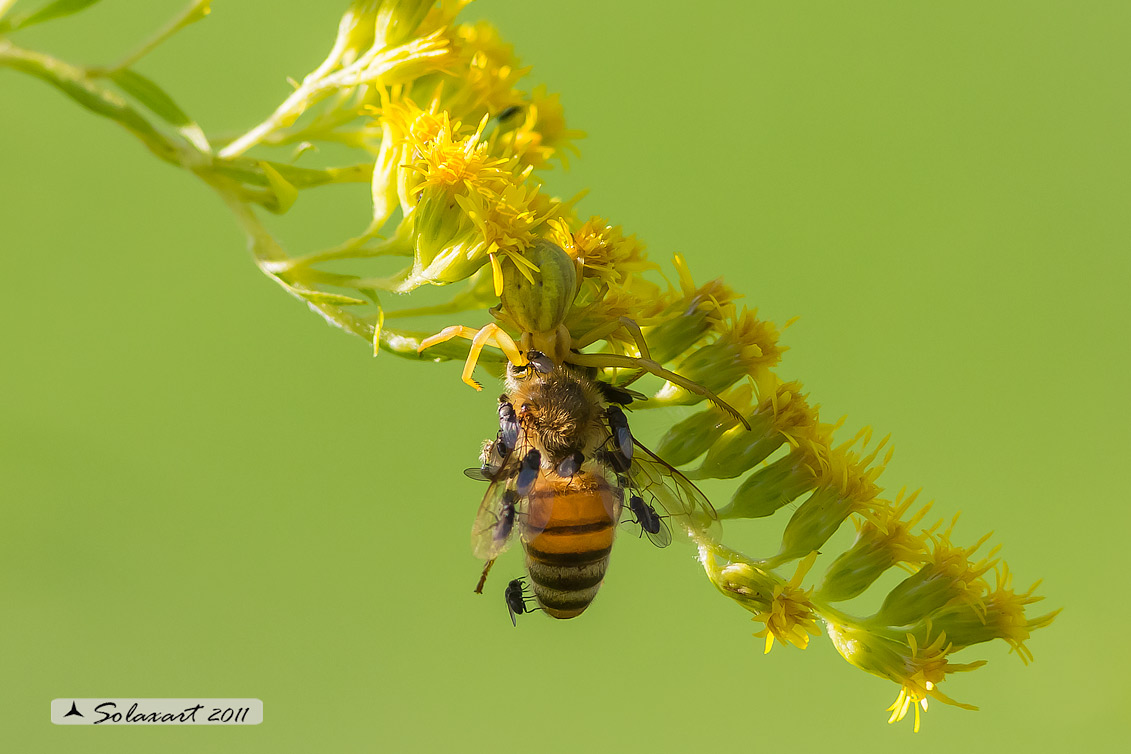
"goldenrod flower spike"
4,0,1056,729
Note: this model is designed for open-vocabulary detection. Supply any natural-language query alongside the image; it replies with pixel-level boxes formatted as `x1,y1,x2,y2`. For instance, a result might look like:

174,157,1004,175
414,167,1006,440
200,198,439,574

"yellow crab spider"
416,240,750,429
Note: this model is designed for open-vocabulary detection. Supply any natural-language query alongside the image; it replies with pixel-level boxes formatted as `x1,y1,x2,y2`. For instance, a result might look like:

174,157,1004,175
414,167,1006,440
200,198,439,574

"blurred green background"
1,1,1127,751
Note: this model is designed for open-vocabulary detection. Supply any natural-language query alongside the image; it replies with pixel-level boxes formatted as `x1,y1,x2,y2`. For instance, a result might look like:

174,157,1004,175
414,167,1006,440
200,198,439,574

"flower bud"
374,0,433,48
817,491,933,602
643,255,735,364
816,524,900,602
653,339,751,404
653,309,782,406
872,527,997,628
691,381,818,479
691,412,778,479
825,620,985,732
920,565,1059,660
644,302,714,366
775,485,856,563
697,542,776,612
653,386,750,467
716,448,819,520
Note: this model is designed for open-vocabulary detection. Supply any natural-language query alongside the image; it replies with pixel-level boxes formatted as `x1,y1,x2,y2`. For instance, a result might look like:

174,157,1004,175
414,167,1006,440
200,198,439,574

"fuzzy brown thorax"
507,365,607,467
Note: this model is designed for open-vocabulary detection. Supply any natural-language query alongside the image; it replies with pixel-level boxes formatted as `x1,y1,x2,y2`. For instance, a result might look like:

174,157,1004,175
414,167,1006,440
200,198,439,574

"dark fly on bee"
503,577,540,626
465,350,718,619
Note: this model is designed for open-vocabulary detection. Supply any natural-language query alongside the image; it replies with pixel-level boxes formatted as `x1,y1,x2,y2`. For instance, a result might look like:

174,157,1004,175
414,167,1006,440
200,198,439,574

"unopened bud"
775,485,856,564
816,525,899,602
654,394,745,467
717,450,818,520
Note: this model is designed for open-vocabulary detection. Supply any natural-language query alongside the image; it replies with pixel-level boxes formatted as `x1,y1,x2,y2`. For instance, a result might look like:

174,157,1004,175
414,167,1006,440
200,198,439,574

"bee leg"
474,558,496,594
417,324,526,390
564,352,751,430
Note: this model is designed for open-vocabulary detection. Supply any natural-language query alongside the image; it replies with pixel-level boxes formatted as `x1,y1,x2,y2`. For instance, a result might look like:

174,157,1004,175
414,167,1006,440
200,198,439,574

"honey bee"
468,351,719,619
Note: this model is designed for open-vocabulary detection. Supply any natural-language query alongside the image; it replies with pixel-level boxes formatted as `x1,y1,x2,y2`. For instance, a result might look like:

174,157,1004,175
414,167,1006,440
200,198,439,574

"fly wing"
470,438,521,560
648,517,674,547
471,479,519,560
638,498,674,549
619,487,675,548
620,506,674,548
627,439,721,542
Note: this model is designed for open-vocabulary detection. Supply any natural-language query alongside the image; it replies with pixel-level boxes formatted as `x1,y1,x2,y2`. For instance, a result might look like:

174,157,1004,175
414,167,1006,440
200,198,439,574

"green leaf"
291,288,367,306
259,161,298,214
108,68,191,128
8,0,103,31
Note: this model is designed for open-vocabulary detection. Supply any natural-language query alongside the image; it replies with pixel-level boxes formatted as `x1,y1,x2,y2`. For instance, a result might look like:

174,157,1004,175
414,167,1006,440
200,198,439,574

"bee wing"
627,439,720,541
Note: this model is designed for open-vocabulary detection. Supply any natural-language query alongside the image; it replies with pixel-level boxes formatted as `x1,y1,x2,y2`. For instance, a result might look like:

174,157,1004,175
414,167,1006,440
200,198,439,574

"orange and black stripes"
522,474,621,619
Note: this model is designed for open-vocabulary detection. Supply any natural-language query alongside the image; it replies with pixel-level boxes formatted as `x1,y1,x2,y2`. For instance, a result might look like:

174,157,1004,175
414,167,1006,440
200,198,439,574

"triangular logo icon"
64,701,83,718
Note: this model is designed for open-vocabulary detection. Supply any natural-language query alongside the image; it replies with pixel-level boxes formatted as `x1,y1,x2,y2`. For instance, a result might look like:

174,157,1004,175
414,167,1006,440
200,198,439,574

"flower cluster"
1,0,1056,730
212,0,1062,727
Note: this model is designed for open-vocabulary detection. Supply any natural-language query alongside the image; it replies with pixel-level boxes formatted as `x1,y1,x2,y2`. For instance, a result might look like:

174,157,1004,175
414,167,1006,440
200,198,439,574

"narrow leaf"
11,0,102,31
108,68,191,128
259,161,298,214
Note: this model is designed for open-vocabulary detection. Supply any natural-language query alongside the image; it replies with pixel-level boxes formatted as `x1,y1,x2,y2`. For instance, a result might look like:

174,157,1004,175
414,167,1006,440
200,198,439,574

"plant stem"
0,41,186,166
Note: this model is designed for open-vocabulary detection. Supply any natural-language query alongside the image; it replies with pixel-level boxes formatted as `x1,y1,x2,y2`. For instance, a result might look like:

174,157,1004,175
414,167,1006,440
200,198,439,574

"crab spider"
417,319,750,430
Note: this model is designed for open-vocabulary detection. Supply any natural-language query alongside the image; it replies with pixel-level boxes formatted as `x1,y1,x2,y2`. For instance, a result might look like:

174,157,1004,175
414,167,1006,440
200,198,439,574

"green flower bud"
644,304,713,365
775,485,856,564
654,404,739,468
654,340,750,404
411,193,468,270
374,0,434,48
717,450,818,520
499,239,577,333
697,542,776,612
825,620,910,683
653,310,782,406
917,570,1059,659
875,568,965,628
692,411,780,479
872,531,997,628
816,525,899,602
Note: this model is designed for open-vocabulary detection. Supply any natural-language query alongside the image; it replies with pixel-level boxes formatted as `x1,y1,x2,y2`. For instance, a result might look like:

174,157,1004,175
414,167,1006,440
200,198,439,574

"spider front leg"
418,324,525,390
574,316,653,361
565,351,751,430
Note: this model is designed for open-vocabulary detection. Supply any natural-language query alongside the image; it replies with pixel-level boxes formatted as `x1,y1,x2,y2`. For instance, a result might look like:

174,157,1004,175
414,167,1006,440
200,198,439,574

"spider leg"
573,317,652,361
418,324,525,390
564,351,751,430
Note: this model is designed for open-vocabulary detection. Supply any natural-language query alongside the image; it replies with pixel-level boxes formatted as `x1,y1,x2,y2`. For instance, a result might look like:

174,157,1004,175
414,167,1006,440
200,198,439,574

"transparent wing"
627,439,720,541
464,467,492,482
620,511,674,548
643,518,674,548
619,489,674,548
471,478,519,560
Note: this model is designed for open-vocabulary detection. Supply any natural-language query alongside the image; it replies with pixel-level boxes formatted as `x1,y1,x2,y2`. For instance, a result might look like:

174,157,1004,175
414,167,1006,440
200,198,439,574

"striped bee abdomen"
522,473,621,619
